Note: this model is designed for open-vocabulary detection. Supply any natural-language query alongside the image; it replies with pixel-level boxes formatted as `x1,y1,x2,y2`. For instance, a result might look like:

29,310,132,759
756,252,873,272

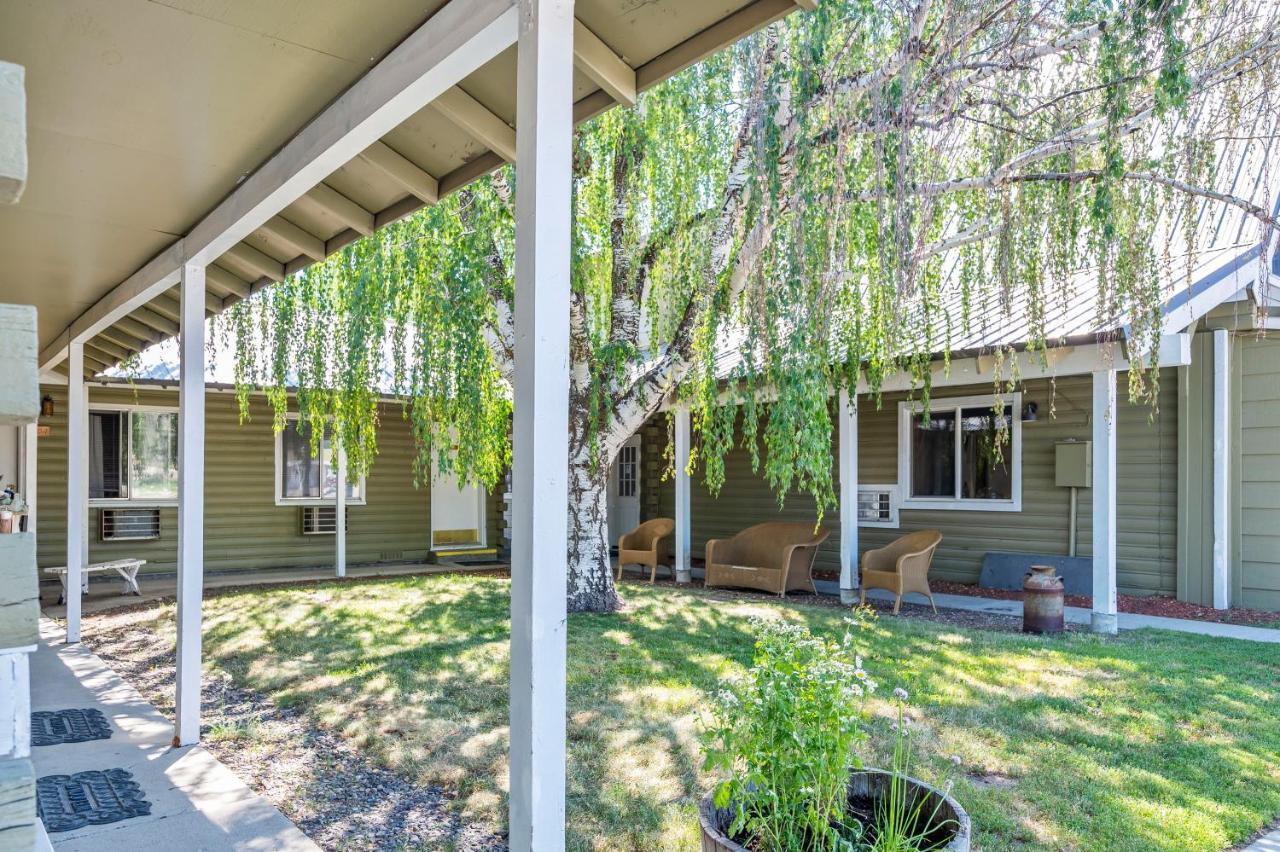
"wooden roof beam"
114,316,164,344
299,184,375,236
157,289,223,318
82,352,111,375
206,264,251,299
432,87,518,162
225,242,286,283
129,306,179,337
99,327,150,353
257,215,326,261
87,337,133,361
359,141,440,205
573,20,636,107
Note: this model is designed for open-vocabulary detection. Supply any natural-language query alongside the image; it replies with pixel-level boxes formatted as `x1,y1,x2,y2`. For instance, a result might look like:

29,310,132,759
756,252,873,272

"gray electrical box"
1055,440,1092,488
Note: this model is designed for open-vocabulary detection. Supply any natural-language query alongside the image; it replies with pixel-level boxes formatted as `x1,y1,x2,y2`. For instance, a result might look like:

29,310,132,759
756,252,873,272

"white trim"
673,408,692,584
65,342,86,644
85,403,181,505
664,336,1192,413
175,262,206,745
1212,328,1230,609
896,392,1022,512
508,1,573,845
21,422,36,533
335,442,347,578
273,413,367,507
1091,369,1118,634
838,390,858,602
855,484,900,529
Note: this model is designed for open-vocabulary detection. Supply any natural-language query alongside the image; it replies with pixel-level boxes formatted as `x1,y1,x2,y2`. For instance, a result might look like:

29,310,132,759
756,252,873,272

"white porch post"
335,442,347,578
509,0,573,847
174,261,206,746
673,407,692,584
1091,368,1117,634
838,389,859,604
1212,328,1231,609
65,341,86,643
20,422,36,533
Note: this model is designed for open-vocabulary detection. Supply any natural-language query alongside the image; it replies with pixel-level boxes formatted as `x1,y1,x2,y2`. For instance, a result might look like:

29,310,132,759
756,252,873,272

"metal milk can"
1023,565,1065,634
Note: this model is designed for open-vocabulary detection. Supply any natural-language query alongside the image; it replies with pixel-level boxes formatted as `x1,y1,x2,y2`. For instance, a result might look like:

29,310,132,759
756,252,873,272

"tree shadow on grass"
183,575,1280,852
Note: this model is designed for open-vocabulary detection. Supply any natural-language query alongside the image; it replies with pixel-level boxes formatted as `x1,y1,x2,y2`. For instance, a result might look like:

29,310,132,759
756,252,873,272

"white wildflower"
893,687,909,702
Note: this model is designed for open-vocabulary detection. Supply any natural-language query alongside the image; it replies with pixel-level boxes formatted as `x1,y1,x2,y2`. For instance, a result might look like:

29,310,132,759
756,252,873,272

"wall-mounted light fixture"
1022,401,1038,422
40,395,54,417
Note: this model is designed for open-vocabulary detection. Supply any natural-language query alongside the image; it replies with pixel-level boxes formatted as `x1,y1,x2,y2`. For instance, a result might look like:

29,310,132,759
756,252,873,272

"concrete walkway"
1247,827,1280,851
29,619,317,851
807,579,1280,644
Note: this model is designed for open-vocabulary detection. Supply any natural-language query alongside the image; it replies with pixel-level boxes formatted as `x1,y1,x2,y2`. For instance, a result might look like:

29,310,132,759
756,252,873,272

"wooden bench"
44,559,146,603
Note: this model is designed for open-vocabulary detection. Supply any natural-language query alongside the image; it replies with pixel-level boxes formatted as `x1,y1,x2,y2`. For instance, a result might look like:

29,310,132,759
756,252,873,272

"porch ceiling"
1,0,811,372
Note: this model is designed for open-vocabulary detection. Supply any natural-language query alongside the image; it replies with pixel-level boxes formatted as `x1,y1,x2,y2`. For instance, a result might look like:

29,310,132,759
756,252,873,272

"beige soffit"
1,0,814,374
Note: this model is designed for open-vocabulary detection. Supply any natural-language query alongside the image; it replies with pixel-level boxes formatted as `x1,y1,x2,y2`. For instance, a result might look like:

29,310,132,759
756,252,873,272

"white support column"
1212,328,1230,610
21,421,35,532
335,442,347,578
509,0,573,847
1091,369,1118,635
65,341,86,644
174,262,206,746
838,389,859,604
673,407,692,584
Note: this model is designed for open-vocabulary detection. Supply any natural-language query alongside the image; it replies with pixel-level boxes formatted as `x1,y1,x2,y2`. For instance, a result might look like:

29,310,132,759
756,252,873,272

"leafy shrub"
700,616,876,850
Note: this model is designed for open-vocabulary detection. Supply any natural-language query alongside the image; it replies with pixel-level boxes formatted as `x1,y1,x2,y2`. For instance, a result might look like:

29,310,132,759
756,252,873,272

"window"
617,444,637,498
856,485,899,528
275,418,364,505
898,393,1021,511
89,408,178,503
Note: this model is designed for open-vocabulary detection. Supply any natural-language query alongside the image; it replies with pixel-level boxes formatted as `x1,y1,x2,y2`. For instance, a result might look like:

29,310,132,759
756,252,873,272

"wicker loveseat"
704,521,830,597
615,518,675,583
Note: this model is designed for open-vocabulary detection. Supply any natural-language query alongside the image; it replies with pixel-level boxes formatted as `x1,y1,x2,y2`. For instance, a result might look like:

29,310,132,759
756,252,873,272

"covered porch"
3,0,818,846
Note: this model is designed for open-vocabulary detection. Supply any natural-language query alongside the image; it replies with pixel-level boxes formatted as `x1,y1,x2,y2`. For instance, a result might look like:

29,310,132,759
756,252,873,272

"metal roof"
1,0,813,374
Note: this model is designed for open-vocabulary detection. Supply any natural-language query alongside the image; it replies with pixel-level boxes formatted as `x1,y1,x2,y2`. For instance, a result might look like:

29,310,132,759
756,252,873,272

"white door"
607,436,641,548
431,466,487,550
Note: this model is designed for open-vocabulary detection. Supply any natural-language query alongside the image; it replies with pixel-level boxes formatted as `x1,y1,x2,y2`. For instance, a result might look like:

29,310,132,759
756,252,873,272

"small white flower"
893,687,909,702
950,755,962,766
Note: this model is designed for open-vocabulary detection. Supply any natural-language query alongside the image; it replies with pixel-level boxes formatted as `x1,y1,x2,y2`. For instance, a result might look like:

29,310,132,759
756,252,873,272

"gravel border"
83,614,505,852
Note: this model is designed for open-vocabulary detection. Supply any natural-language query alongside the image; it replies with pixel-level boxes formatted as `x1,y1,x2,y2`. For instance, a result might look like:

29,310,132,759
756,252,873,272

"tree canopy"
217,0,1280,606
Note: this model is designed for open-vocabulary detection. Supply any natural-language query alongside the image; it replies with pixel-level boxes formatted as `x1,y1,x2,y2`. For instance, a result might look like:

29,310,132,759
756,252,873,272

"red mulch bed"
810,569,1280,628
927,579,1280,628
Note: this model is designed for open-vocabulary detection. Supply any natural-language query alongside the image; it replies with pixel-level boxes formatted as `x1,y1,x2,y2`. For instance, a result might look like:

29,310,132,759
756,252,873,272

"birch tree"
220,0,1280,612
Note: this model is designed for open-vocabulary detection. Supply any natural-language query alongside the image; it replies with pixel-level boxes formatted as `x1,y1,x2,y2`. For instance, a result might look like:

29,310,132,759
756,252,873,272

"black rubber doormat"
36,769,152,833
31,708,113,746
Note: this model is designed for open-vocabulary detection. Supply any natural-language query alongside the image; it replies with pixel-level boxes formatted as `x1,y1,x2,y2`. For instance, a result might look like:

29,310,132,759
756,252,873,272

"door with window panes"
607,436,641,548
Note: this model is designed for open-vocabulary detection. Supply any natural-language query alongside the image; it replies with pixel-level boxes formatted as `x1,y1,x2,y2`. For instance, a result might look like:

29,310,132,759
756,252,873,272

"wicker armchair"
859,530,943,614
705,521,830,597
616,518,675,583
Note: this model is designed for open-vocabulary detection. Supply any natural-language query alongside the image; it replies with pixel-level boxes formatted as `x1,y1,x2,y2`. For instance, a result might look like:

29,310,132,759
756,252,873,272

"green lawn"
112,574,1280,850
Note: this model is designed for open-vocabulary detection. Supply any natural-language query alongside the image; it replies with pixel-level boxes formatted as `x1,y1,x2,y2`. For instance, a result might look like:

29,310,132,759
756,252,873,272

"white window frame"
87,403,180,508
856,483,900,528
897,392,1022,512
274,414,367,507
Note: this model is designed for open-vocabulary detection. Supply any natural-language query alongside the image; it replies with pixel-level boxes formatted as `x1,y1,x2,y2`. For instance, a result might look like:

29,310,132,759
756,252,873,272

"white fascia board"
40,0,518,372
663,334,1192,412
1160,245,1263,334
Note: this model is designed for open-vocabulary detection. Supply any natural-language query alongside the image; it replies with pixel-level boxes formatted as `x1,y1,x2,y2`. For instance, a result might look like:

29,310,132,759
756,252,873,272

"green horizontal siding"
651,371,1179,596
34,384,475,574
1237,336,1280,610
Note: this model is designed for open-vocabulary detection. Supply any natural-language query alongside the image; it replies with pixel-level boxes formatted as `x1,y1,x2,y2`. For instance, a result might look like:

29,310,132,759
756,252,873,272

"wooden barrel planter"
699,769,970,851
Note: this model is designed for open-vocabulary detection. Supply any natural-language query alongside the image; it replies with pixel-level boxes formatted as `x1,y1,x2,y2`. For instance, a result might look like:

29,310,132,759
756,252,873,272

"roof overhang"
1,0,814,373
